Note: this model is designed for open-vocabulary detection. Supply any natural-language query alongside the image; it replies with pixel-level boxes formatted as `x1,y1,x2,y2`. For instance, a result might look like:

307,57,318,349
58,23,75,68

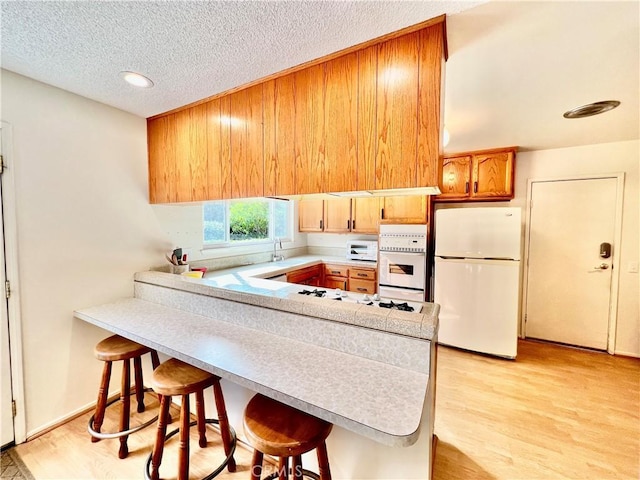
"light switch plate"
628,262,639,273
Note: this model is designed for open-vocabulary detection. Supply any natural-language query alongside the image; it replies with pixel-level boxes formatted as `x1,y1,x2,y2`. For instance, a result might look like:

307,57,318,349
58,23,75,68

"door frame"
1,121,26,443
521,172,625,354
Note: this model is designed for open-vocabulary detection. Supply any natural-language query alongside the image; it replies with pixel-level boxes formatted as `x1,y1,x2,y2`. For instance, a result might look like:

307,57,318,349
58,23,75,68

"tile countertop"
136,255,439,341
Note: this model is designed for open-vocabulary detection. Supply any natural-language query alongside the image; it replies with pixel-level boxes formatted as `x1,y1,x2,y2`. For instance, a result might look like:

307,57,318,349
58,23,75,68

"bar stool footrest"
88,387,158,440
144,418,237,480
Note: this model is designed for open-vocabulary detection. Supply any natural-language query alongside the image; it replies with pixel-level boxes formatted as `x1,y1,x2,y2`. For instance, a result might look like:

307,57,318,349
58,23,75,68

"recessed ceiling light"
119,71,154,88
563,100,620,119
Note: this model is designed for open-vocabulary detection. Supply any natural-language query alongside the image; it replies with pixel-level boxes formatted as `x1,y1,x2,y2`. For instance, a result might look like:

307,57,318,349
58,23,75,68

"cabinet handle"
357,287,367,292
474,181,478,193
347,220,350,229
352,220,356,230
465,181,469,193
331,270,340,275
320,220,323,229
358,273,367,277
381,208,385,219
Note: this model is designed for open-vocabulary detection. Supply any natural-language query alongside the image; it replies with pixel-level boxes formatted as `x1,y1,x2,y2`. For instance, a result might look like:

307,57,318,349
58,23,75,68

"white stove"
297,288,423,313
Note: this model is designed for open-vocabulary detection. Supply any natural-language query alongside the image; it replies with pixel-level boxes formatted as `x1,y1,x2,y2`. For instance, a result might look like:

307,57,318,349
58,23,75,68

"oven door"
378,251,426,291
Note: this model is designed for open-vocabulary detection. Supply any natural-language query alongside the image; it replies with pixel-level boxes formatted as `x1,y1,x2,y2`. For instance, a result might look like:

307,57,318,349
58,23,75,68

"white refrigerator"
434,207,522,358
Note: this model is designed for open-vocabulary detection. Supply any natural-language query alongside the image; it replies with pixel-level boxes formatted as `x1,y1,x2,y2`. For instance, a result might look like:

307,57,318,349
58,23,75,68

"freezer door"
435,207,522,260
434,257,520,358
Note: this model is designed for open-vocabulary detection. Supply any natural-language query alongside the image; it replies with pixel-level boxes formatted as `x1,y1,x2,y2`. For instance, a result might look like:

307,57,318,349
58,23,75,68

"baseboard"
613,350,640,359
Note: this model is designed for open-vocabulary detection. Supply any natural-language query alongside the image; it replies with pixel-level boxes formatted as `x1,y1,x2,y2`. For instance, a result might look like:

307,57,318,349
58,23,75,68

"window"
203,198,292,246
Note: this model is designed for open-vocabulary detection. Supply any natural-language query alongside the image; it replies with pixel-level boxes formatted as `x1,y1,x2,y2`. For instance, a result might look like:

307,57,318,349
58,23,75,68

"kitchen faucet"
272,237,284,262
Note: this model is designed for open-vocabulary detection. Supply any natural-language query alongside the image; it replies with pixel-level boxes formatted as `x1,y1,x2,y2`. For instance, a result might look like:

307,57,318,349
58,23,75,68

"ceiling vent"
563,100,620,119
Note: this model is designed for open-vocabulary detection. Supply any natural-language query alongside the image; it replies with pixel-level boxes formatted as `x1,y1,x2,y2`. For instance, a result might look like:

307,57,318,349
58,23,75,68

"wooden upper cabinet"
324,53,358,193
264,75,296,196
356,46,378,191
206,97,231,200
380,195,428,223
376,32,419,190
439,155,472,199
437,147,516,202
472,150,515,199
148,114,177,204
147,105,208,204
323,198,352,233
417,26,445,187
229,84,264,198
298,199,324,232
294,65,326,195
351,197,380,234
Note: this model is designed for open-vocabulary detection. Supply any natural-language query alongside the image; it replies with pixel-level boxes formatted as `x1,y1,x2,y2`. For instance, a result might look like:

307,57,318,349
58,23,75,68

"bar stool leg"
292,455,303,480
250,450,264,480
212,379,237,472
150,395,172,480
118,358,131,459
178,394,191,480
134,356,145,413
317,441,332,480
91,361,112,443
278,456,289,480
195,389,207,448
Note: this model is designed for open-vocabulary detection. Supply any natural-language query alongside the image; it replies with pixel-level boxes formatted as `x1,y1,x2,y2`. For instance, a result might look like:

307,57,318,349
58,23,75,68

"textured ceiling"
1,1,639,153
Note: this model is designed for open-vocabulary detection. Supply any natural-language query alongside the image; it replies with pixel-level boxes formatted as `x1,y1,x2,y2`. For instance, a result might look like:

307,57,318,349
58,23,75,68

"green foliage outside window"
229,201,269,241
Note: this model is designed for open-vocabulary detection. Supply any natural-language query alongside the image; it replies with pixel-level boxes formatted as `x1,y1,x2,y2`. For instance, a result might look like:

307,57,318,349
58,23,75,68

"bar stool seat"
244,394,332,480
146,358,237,480
88,334,161,459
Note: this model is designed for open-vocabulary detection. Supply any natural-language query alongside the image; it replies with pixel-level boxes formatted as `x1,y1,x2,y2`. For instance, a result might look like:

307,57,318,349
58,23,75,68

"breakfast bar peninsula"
74,258,440,479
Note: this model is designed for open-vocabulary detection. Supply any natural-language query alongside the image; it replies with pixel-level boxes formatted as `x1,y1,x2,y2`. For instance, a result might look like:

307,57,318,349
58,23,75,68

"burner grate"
298,289,326,298
378,301,414,312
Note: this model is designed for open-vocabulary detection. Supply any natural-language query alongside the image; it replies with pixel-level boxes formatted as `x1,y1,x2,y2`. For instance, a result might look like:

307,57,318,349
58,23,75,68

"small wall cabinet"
437,147,516,201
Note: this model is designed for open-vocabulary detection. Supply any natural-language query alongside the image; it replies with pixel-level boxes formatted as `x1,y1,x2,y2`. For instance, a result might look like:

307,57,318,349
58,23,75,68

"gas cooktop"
297,289,423,313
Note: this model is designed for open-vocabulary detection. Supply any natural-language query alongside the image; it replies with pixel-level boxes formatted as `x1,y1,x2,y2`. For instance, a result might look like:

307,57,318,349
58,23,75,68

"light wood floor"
13,340,640,479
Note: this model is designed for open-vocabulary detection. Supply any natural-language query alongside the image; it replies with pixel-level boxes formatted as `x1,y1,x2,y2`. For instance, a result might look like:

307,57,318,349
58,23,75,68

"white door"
435,257,520,358
524,177,618,350
0,130,14,447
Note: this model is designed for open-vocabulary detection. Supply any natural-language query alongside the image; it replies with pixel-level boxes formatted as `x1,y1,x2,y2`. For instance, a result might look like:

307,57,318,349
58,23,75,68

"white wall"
513,141,639,356
1,70,172,436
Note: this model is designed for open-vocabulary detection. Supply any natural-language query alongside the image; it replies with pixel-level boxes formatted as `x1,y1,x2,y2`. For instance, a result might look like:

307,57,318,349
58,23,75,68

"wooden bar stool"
145,358,237,480
88,334,161,459
243,394,332,480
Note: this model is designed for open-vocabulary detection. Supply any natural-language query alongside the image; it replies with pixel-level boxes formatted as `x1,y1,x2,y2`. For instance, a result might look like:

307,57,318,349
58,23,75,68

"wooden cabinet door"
264,75,296,196
148,114,178,204
298,199,324,232
417,24,445,188
229,84,264,198
471,150,515,199
349,278,376,295
439,155,471,199
175,105,208,202
294,65,325,195
356,45,377,191
324,53,358,193
351,197,380,234
323,198,352,233
376,32,419,190
206,97,232,200
380,196,427,223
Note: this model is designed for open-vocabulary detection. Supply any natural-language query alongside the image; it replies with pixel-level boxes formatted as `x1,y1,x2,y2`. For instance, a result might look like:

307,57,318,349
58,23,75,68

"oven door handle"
379,251,425,256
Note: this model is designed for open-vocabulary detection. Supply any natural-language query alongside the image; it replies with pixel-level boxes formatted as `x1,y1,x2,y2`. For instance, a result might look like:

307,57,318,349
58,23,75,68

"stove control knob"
362,294,371,302
372,293,380,301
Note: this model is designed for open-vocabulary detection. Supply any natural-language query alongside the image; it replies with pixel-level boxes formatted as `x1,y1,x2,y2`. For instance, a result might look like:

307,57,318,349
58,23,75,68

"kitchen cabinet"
264,75,296,196
299,197,381,234
294,64,326,195
437,147,516,201
323,264,349,290
230,84,264,198
147,19,446,203
380,196,429,224
286,264,322,286
148,104,208,203
348,267,377,294
298,199,324,232
324,53,358,193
